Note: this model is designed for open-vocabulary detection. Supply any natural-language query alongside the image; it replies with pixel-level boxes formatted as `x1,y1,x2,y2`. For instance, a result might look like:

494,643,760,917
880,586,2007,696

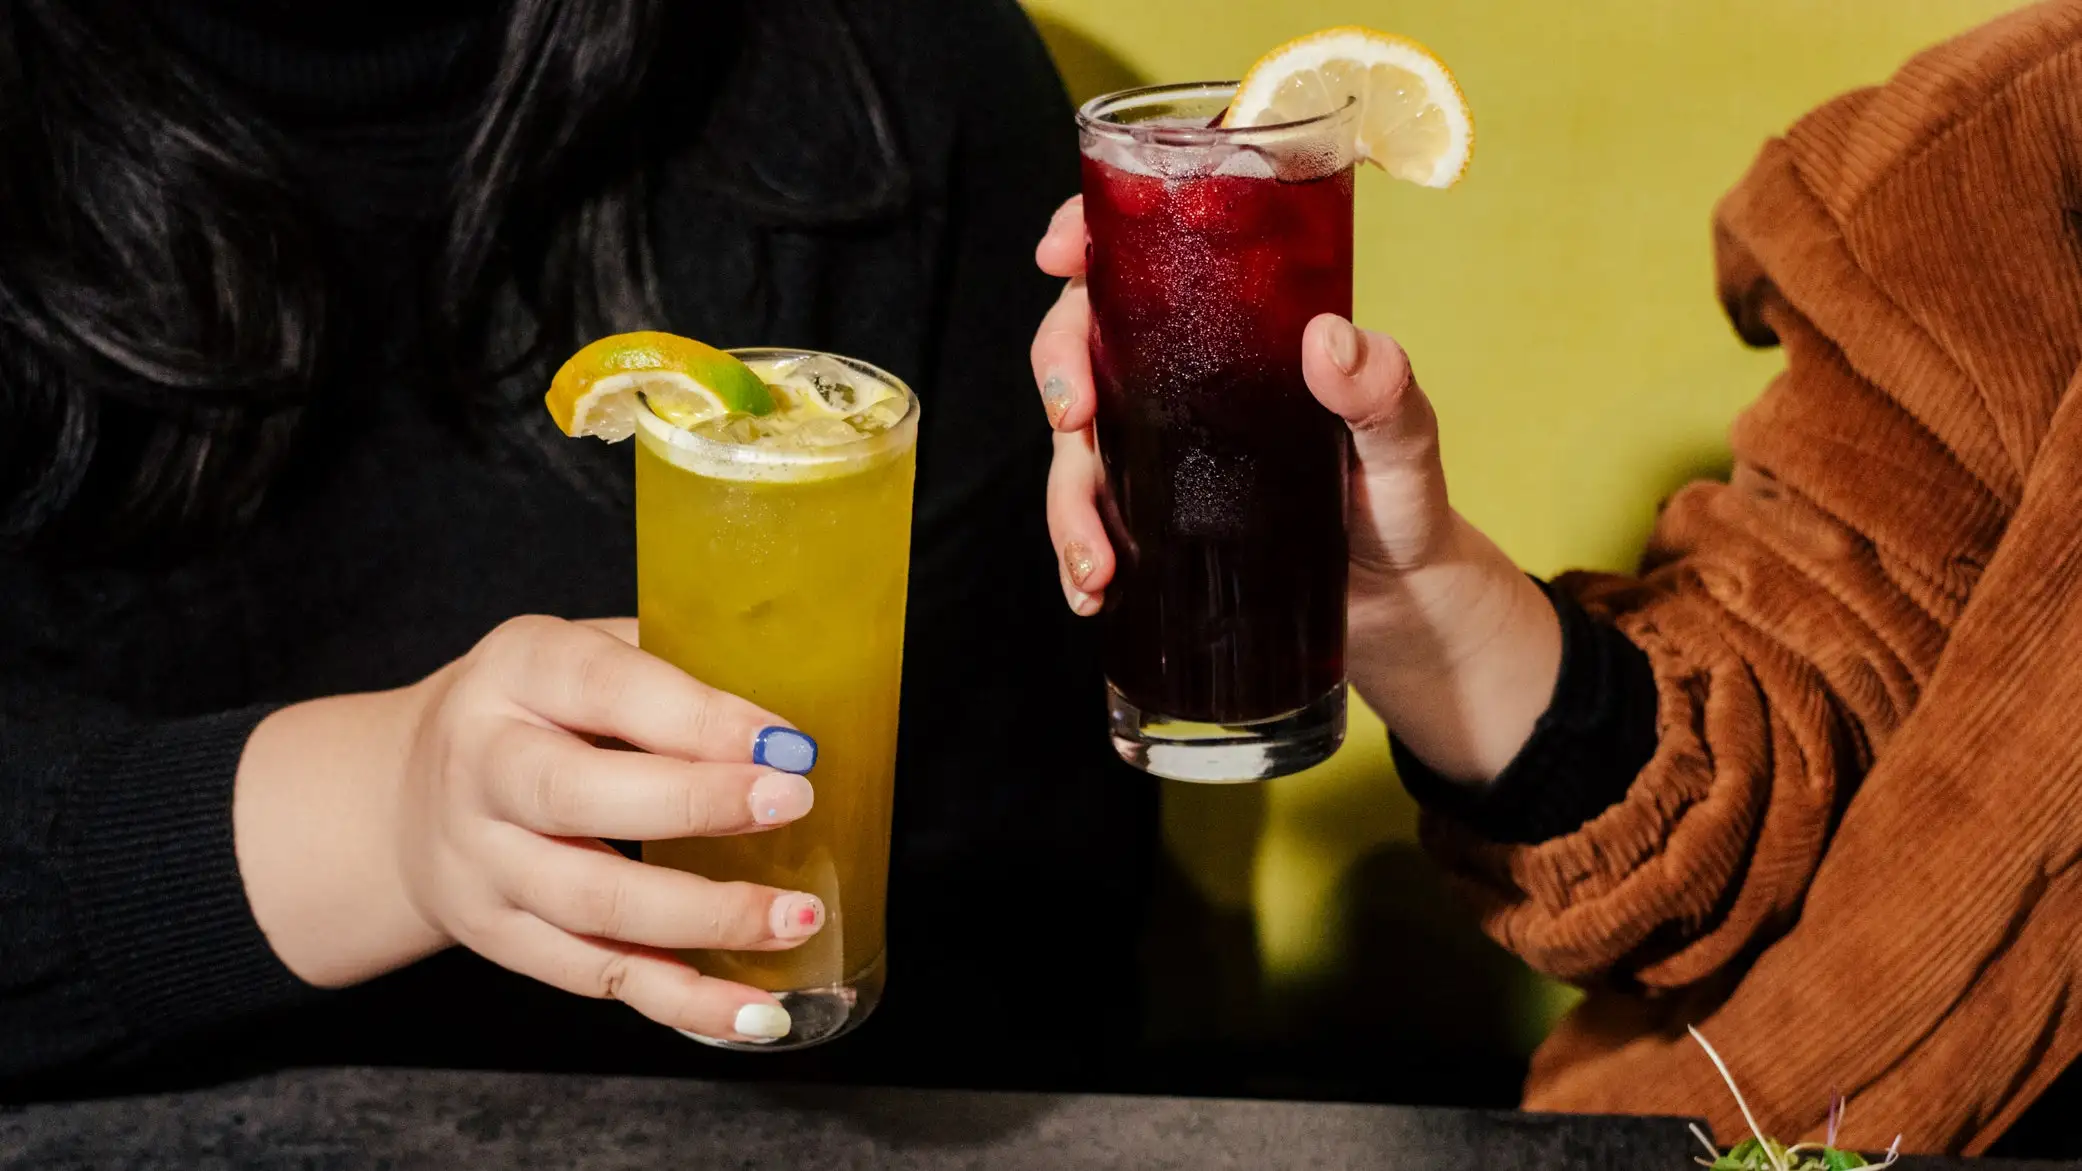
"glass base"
1109,684,1346,782
677,951,884,1052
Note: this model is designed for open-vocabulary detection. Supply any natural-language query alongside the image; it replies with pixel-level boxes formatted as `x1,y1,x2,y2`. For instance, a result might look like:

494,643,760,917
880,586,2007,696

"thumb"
1300,314,1442,471
1301,314,1454,574
575,617,639,647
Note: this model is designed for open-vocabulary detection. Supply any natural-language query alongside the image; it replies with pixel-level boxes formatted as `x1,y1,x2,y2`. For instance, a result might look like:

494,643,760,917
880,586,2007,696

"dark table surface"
1,1068,2072,1170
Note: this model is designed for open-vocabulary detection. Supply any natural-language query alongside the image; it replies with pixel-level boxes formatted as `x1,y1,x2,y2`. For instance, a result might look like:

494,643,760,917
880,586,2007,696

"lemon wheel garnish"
1225,27,1474,189
545,331,775,442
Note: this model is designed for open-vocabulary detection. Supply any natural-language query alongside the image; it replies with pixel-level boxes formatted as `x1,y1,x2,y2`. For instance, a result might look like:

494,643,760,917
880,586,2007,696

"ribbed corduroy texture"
1419,0,2082,1154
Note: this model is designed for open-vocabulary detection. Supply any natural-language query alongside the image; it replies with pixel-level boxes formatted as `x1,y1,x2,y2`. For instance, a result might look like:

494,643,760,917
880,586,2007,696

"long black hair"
0,0,684,554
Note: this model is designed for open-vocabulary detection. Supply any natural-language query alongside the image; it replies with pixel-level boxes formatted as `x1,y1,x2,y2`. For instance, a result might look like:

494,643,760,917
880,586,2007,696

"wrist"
235,684,447,988
1346,516,1563,783
1347,513,1533,680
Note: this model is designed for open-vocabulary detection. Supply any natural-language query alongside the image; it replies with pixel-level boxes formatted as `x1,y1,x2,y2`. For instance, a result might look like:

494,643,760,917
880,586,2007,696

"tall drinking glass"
1078,83,1356,782
635,348,919,1049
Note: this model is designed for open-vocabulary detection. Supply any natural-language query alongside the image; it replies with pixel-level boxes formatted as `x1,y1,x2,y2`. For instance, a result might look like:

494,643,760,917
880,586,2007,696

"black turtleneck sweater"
0,0,1157,1094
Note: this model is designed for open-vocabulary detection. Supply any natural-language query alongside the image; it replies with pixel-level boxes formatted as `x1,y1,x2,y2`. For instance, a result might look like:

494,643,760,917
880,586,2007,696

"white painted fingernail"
734,1003,792,1040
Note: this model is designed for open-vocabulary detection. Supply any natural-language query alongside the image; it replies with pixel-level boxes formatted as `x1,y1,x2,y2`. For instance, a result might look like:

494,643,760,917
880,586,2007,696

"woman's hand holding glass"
1029,196,1562,784
236,615,826,1044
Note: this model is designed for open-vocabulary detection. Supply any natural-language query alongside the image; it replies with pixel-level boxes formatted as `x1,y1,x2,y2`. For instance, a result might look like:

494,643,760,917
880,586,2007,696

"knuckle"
680,695,724,755
484,614,553,657
431,734,478,799
591,950,637,1002
680,775,728,837
489,732,567,822
525,750,578,830
569,641,631,714
568,872,634,941
725,883,774,945
447,899,510,952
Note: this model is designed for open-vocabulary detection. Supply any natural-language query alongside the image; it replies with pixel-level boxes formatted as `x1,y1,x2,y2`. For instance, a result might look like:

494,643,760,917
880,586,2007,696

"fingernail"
749,773,814,825
1041,374,1073,427
1068,589,1100,617
770,893,826,939
752,727,817,774
1062,541,1095,588
733,1003,792,1040
1326,315,1361,375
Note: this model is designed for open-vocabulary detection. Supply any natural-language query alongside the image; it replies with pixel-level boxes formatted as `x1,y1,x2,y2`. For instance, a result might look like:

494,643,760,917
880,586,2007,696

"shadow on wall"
1137,840,1534,1108
1029,11,1147,106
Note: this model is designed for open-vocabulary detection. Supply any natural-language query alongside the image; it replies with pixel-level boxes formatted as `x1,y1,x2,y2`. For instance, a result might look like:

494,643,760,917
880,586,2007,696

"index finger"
1031,278,1097,433
485,617,812,769
1035,197,1087,279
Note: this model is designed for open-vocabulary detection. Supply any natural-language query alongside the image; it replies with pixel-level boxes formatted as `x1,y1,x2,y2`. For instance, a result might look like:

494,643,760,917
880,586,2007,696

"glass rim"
634,346,920,476
1075,81,1358,147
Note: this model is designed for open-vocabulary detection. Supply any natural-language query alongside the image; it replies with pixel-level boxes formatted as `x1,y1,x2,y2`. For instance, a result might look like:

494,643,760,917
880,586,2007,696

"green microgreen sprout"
1687,1026,1902,1171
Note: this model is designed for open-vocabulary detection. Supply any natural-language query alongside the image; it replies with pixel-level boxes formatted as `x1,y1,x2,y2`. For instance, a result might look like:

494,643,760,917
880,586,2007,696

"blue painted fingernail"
753,727,818,774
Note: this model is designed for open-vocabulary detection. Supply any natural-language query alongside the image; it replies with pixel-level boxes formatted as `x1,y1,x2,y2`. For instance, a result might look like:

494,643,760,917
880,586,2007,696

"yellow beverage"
634,348,918,1050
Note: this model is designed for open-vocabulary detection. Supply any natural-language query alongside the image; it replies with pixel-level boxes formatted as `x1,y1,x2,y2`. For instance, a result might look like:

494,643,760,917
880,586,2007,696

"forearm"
234,683,447,989
1347,513,1563,783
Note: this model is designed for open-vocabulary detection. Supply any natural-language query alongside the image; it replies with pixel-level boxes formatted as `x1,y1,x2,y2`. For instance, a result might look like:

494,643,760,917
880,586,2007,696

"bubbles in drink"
1087,135,1163,180
1172,446,1254,536
1212,147,1277,181
791,418,862,448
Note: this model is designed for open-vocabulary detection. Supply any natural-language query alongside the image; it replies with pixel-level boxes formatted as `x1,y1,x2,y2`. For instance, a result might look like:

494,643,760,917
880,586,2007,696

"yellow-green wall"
1028,0,2027,1061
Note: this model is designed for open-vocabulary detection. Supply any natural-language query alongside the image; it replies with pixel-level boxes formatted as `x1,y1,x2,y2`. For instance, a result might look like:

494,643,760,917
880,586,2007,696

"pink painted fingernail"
748,772,814,826
770,893,825,940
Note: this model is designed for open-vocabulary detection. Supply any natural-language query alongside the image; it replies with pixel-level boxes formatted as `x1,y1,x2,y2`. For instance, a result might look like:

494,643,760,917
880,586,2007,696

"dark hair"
0,0,678,554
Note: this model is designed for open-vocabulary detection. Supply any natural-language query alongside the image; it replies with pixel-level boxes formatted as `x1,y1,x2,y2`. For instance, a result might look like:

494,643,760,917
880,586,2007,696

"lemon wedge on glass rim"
1224,27,1474,189
545,331,775,442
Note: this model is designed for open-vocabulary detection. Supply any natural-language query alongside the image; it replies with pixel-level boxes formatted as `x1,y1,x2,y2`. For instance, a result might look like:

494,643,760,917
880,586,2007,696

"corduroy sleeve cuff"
58,705,318,1046
1392,578,1661,845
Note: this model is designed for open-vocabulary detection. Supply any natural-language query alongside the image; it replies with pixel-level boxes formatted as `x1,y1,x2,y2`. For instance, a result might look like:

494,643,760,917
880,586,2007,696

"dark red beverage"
1078,84,1354,780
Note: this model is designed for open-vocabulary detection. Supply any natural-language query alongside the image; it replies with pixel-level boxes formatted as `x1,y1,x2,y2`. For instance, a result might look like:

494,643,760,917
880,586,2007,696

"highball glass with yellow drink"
634,347,918,1050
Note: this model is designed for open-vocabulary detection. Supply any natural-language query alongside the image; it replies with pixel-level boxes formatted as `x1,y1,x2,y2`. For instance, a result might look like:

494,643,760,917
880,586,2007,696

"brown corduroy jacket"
1424,1,2082,1155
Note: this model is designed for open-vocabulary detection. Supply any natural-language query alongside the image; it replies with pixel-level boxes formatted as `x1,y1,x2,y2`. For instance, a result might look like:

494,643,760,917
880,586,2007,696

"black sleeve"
1,684,314,1086
821,0,1157,1073
1390,580,1660,845
880,0,1158,872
